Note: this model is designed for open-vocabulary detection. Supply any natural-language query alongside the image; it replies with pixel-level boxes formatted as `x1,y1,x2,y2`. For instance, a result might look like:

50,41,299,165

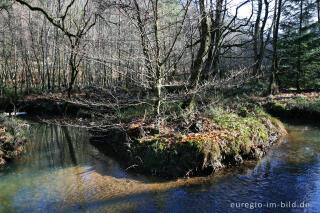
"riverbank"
0,116,29,166
262,92,320,123
0,121,318,212
0,90,290,177
90,106,286,178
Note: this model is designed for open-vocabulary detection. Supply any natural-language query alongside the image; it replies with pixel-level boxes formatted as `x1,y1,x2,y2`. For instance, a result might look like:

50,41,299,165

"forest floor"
2,89,319,177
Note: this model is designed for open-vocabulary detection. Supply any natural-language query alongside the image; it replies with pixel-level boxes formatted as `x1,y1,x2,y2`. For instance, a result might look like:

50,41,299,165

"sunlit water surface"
0,123,320,212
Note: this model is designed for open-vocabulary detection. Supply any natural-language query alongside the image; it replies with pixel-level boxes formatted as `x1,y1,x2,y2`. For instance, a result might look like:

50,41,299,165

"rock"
234,155,244,165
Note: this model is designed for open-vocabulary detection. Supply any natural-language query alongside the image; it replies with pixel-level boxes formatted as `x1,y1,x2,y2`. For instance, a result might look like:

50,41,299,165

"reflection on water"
0,123,320,212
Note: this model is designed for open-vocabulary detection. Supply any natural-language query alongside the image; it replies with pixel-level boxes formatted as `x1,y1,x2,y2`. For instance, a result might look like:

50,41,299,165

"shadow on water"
62,126,77,165
0,122,320,212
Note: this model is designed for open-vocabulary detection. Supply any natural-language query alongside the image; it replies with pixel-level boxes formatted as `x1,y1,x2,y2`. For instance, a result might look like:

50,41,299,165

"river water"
0,123,319,212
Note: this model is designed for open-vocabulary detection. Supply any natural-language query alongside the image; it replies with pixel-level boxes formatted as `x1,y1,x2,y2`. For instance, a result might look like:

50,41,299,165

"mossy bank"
264,96,320,123
0,115,29,166
90,107,286,178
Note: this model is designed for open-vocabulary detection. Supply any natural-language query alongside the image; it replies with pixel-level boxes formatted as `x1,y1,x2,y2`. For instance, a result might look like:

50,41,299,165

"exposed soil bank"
90,108,287,178
0,116,29,166
263,94,320,123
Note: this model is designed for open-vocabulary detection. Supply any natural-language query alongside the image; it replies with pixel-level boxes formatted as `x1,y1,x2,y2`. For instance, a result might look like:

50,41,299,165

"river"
0,122,319,212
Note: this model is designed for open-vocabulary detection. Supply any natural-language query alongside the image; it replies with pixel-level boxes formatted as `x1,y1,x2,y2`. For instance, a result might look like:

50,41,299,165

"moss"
264,98,320,122
210,107,272,145
0,115,29,165
118,104,152,120
290,97,320,114
199,107,284,170
162,101,185,118
264,101,287,116
92,106,286,178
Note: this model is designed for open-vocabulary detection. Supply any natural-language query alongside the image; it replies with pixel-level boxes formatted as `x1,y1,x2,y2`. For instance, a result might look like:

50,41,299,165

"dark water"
0,123,320,213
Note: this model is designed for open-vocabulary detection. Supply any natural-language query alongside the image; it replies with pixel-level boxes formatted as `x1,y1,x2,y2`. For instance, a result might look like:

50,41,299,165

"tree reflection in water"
0,123,320,212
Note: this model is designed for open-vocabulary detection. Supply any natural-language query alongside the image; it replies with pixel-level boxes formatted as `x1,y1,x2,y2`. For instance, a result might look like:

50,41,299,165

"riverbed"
0,122,319,212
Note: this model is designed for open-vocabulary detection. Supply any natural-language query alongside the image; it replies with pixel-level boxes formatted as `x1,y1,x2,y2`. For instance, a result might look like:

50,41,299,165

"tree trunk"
201,0,223,81
317,0,320,25
152,0,162,118
253,0,262,76
133,0,153,84
268,0,282,95
67,44,79,98
254,0,269,77
183,0,210,112
296,0,303,92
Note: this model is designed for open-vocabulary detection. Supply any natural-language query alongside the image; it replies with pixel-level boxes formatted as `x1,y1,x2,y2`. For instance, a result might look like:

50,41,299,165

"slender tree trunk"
14,41,17,97
133,0,153,83
117,8,122,84
184,0,210,112
317,0,320,25
67,44,78,98
253,0,262,76
201,0,223,81
45,23,50,90
152,0,162,117
296,0,303,92
258,0,269,71
254,0,269,77
268,0,282,95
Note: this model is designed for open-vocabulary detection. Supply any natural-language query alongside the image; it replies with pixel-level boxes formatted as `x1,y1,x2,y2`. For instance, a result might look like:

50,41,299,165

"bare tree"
253,0,272,77
15,0,97,98
109,0,191,117
184,0,253,111
183,0,210,112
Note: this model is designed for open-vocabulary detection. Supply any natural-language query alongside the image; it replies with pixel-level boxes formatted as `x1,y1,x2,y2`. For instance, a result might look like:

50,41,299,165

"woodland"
0,0,319,176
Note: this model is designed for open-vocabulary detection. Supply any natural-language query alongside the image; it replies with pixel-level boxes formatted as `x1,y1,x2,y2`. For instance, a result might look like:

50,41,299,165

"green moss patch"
264,97,320,122
91,107,286,178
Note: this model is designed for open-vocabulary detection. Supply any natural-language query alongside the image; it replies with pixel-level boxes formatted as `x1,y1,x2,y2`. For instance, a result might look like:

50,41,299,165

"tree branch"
14,0,76,38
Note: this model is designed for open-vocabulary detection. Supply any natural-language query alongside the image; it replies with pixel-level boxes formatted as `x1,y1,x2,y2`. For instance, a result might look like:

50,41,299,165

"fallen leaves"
140,126,234,145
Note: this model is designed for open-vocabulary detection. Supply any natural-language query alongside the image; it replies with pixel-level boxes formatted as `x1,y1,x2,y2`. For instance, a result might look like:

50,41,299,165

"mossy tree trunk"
183,0,210,112
201,0,223,81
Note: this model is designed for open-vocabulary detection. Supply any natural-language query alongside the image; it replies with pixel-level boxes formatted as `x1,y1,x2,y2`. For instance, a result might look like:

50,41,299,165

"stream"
0,122,319,212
